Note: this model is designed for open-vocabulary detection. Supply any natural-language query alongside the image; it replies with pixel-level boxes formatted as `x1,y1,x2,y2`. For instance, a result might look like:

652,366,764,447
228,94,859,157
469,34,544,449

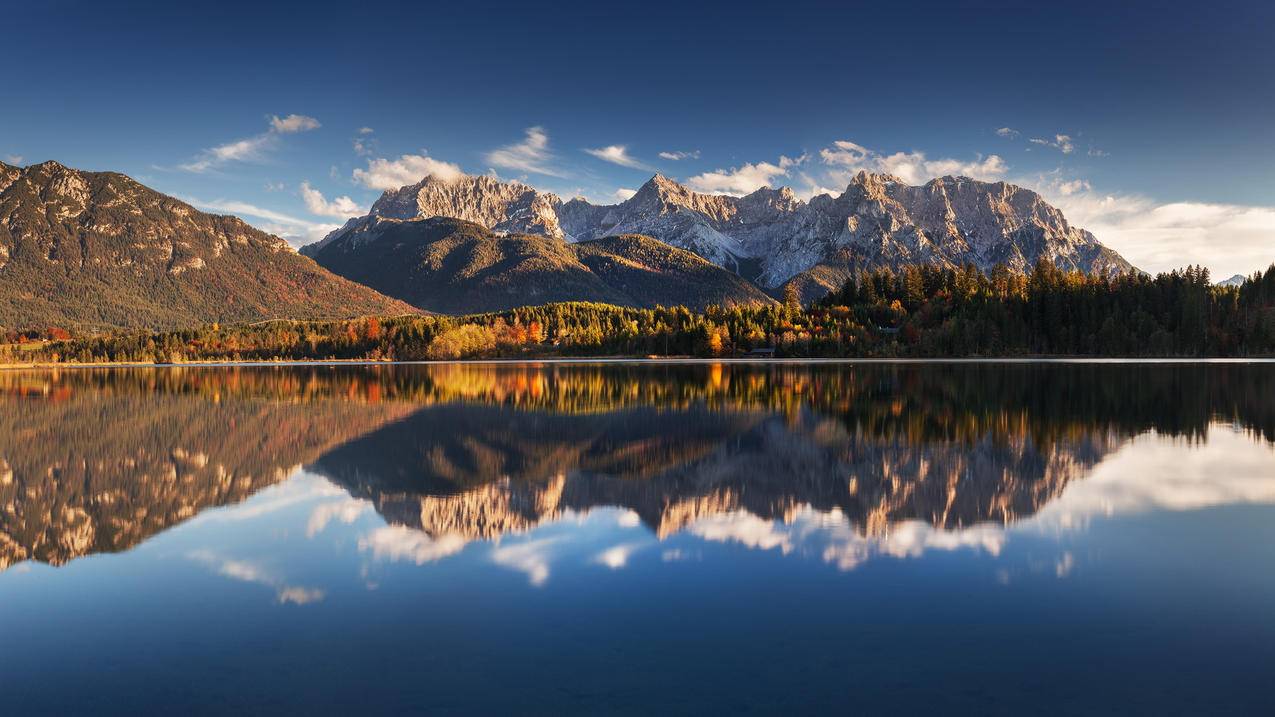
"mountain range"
0,160,414,330
1,159,1137,330
312,170,1135,303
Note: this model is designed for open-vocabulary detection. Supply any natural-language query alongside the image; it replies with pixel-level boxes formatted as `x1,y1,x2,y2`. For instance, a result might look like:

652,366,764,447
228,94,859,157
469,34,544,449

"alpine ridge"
311,170,1136,302
0,160,417,330
304,216,775,314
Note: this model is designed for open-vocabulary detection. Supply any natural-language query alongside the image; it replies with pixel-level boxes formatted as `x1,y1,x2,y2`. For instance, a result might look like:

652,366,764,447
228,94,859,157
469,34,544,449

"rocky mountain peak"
366,172,565,240
313,170,1136,302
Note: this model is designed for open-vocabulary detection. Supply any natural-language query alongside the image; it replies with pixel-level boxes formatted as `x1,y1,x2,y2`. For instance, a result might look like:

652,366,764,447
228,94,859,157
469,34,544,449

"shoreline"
4,356,1275,370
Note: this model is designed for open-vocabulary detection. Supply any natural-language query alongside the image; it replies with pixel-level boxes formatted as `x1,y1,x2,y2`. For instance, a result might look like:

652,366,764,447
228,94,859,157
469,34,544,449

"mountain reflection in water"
2,362,1273,572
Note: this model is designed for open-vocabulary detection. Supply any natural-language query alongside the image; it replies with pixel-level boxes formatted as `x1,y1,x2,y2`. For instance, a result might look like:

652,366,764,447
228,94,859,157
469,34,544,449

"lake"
1,362,1273,715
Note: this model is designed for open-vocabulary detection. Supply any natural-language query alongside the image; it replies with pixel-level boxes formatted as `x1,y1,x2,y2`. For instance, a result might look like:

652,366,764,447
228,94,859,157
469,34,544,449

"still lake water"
1,361,1274,715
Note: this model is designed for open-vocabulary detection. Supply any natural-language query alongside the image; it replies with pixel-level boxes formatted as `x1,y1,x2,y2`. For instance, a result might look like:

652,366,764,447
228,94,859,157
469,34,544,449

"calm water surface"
1,362,1274,715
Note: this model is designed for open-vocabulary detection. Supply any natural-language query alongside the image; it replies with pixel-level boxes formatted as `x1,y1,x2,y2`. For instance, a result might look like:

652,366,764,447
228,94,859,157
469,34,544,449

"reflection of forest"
1,362,1272,570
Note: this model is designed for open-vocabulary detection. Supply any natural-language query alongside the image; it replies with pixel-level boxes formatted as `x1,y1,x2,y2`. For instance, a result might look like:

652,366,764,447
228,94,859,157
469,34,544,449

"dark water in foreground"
1,362,1274,715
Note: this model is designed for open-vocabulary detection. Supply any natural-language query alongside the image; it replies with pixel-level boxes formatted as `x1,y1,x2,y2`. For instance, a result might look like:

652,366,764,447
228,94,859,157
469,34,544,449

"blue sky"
5,0,1274,276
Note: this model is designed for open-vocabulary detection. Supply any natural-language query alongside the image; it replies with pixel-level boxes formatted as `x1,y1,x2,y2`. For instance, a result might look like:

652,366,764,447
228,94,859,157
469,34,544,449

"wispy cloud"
995,127,1020,139
185,196,338,246
688,509,1004,572
353,152,464,189
359,526,468,565
306,497,370,537
3,154,22,165
180,113,321,173
269,114,321,134
490,536,561,586
485,126,566,178
592,542,646,569
583,144,652,170
685,139,1008,198
612,187,637,202
353,138,376,157
685,154,805,196
658,149,700,161
357,126,375,135
1029,134,1075,154
819,139,1008,187
300,181,362,218
187,549,325,605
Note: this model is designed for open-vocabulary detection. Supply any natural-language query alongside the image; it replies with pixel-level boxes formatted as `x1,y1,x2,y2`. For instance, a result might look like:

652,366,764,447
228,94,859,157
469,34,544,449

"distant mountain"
1218,273,1248,287
0,160,416,330
313,171,1135,302
303,216,775,313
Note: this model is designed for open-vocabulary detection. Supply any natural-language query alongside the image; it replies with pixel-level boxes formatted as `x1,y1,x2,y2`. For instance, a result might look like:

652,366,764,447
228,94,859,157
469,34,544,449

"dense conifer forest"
4,261,1274,364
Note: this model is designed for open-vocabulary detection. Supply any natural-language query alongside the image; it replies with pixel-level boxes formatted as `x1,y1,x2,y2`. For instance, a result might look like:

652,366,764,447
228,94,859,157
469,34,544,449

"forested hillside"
7,261,1273,363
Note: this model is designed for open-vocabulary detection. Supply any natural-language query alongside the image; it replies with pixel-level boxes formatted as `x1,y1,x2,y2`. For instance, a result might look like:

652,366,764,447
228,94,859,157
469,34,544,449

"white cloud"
658,150,700,161
995,127,1020,139
186,196,338,246
269,114,321,134
685,155,804,196
276,587,326,605
689,509,1003,572
181,113,321,172
819,139,1008,187
1055,178,1091,196
593,542,645,569
187,550,326,605
300,181,363,218
1029,134,1075,154
584,145,651,170
181,135,274,172
612,187,637,202
1034,177,1275,277
3,154,22,165
1031,426,1275,530
352,127,378,156
615,510,642,527
490,536,560,586
352,152,464,189
484,126,566,177
306,498,370,537
263,181,286,192
1088,147,1109,157
689,512,795,552
359,526,468,565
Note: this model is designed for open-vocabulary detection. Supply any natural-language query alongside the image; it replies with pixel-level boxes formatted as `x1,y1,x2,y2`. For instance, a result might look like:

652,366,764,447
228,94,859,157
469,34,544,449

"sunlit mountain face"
2,363,1275,713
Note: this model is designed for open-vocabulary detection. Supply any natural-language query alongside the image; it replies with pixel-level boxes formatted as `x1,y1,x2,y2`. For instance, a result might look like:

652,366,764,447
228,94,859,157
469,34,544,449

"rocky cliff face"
311,170,1135,299
0,160,416,330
